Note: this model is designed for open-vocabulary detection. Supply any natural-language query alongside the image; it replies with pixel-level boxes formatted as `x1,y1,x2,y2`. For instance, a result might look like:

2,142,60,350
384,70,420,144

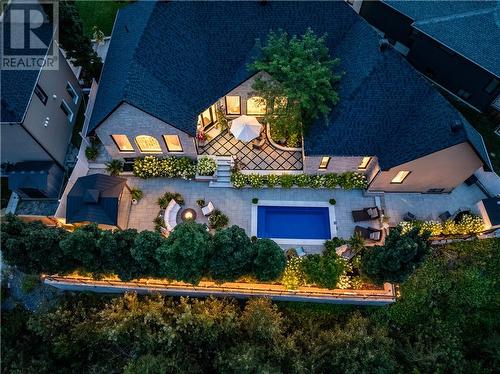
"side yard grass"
75,0,129,38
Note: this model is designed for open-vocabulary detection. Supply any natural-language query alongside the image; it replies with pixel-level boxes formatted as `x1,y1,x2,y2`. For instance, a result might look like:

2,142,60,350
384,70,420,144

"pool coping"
251,200,337,246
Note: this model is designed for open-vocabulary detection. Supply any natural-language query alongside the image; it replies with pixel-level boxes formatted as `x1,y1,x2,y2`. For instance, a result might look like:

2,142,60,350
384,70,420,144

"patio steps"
209,156,233,188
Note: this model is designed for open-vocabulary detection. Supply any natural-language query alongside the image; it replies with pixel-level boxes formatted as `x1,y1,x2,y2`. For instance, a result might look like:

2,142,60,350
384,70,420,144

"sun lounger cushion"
367,208,379,219
369,231,381,241
164,199,181,231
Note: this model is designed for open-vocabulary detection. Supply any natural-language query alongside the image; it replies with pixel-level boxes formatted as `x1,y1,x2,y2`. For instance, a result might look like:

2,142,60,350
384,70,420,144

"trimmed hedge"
231,171,367,189
133,156,197,179
1,215,285,285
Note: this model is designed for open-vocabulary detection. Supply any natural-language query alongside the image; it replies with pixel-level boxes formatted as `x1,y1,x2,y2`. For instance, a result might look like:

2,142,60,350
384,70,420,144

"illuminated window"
358,157,372,170
391,170,411,184
247,96,266,115
135,135,161,153
319,156,330,170
163,135,183,152
225,96,241,115
111,135,134,152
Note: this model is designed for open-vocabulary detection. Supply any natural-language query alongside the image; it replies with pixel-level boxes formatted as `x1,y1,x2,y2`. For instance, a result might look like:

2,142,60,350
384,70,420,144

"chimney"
379,38,391,52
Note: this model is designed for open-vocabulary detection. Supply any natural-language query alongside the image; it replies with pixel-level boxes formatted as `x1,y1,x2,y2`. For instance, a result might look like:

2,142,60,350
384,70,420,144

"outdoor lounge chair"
164,199,181,232
202,201,215,216
352,207,380,222
354,226,383,243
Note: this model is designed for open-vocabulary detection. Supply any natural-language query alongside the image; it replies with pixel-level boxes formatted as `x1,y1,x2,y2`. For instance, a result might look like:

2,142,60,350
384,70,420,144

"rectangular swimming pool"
257,205,332,240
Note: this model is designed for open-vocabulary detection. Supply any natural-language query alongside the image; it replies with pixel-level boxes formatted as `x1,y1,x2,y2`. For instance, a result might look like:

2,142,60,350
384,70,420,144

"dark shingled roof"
66,174,127,226
89,0,491,170
1,2,54,123
385,1,500,77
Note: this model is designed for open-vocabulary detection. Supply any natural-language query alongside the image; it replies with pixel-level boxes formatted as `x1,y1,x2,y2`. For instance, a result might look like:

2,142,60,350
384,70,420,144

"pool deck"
120,175,486,254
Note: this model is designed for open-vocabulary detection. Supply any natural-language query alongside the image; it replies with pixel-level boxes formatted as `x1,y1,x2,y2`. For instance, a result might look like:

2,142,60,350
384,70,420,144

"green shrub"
209,226,255,282
131,188,143,201
157,191,184,208
301,251,346,289
399,214,485,237
231,171,247,188
197,157,217,176
329,198,336,205
153,217,165,232
21,274,39,294
279,174,295,188
85,146,98,161
156,221,214,284
133,156,197,179
196,198,206,207
252,198,259,204
282,257,305,290
231,171,367,189
253,239,287,281
361,227,430,284
209,209,229,230
106,159,123,176
266,174,280,188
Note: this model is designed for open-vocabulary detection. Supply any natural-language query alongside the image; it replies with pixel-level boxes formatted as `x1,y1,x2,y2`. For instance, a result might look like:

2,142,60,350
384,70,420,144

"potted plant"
106,159,123,176
131,188,143,205
196,198,206,208
252,198,259,204
196,130,207,147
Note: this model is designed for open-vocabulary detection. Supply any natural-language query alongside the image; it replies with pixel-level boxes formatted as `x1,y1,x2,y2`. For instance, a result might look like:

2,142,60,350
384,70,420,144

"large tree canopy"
249,28,342,141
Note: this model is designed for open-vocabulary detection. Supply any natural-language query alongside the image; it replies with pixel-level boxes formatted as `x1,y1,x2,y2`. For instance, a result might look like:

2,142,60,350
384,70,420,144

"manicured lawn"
445,95,500,173
75,0,129,38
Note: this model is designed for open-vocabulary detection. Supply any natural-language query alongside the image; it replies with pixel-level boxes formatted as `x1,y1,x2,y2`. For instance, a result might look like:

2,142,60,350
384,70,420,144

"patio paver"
125,176,486,254
199,129,303,170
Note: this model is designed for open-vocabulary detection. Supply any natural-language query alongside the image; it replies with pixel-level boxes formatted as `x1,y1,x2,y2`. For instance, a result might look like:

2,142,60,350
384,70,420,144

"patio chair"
295,247,306,257
352,207,380,222
164,199,181,232
335,244,356,260
354,226,383,243
403,211,416,221
202,201,215,216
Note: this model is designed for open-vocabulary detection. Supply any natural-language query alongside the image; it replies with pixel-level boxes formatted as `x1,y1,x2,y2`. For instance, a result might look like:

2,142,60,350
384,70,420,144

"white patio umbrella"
230,115,263,142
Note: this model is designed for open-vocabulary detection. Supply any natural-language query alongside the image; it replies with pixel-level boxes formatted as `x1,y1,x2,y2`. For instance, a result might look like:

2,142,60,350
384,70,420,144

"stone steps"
209,156,234,187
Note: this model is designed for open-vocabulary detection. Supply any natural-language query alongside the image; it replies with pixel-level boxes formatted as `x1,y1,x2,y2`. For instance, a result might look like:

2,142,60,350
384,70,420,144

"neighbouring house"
87,0,492,193
352,0,500,118
65,174,131,230
1,1,83,198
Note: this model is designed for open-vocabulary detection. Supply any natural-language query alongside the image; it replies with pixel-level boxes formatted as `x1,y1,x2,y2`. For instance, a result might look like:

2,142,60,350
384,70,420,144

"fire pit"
181,208,197,221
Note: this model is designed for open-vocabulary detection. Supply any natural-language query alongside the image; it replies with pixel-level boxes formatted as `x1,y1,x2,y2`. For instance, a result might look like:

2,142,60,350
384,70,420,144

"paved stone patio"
125,177,486,254
199,129,303,170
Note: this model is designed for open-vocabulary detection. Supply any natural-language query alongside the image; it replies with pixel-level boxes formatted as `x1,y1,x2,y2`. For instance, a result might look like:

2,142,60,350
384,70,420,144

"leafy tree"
361,227,430,284
55,1,102,82
59,224,110,277
131,230,164,277
209,225,255,282
387,238,500,372
110,228,140,281
155,221,213,284
252,238,286,281
305,312,397,373
1,214,71,274
300,250,346,289
249,28,341,140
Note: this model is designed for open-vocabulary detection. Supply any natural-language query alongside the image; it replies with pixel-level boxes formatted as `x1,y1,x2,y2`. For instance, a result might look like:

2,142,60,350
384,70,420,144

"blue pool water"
257,206,331,240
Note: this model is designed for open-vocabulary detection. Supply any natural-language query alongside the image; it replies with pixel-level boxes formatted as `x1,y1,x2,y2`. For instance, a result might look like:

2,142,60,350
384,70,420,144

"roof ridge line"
414,5,499,26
